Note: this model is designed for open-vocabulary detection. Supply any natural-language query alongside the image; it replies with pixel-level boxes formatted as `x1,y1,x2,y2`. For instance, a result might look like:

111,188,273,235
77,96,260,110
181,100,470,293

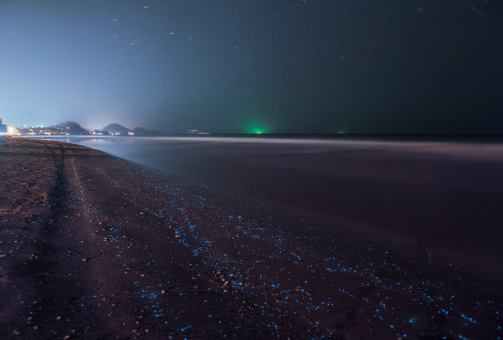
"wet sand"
1,137,502,339
70,135,503,274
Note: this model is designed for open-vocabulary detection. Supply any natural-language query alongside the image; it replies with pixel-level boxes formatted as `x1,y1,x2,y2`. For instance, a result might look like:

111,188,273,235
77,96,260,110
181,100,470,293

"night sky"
1,0,502,134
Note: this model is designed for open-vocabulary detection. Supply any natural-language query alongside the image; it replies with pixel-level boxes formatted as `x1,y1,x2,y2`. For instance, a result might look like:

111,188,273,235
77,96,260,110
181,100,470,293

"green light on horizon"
247,125,267,134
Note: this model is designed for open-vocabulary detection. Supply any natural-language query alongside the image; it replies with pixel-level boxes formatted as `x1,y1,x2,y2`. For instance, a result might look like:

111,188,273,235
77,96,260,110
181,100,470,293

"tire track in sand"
7,139,110,339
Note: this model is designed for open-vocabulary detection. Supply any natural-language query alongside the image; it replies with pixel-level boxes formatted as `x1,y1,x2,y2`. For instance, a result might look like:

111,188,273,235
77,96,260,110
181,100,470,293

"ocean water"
37,135,503,277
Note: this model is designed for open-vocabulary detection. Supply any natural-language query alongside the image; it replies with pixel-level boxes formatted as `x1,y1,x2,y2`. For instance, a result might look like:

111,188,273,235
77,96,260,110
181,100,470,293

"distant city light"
7,126,19,135
189,129,210,135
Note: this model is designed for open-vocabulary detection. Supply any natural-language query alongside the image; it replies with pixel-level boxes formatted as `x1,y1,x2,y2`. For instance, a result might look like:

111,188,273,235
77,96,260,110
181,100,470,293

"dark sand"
1,137,502,339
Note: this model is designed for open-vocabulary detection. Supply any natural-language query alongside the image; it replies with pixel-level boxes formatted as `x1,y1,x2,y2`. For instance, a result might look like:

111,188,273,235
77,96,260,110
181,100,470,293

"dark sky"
1,0,502,133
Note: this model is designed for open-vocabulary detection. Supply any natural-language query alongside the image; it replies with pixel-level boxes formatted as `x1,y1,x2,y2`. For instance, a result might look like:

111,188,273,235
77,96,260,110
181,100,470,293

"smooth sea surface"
33,135,503,279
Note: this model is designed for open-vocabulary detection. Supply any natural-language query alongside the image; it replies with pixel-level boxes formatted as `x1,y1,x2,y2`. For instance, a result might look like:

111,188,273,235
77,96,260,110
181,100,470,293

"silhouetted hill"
102,123,131,135
16,121,163,136
54,121,89,135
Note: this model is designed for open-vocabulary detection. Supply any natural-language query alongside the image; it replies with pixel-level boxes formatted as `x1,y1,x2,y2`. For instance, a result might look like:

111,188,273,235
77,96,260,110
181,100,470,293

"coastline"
1,137,501,339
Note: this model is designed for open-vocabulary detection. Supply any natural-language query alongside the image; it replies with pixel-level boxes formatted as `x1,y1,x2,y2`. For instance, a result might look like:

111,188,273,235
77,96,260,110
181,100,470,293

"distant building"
0,118,8,134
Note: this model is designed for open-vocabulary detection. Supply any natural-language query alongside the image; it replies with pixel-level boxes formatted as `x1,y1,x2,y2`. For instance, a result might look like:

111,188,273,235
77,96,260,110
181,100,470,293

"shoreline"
15,132,503,144
1,137,502,339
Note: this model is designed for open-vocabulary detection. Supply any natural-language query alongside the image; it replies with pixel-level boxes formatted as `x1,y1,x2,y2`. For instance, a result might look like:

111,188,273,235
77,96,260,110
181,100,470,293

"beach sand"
0,137,501,339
